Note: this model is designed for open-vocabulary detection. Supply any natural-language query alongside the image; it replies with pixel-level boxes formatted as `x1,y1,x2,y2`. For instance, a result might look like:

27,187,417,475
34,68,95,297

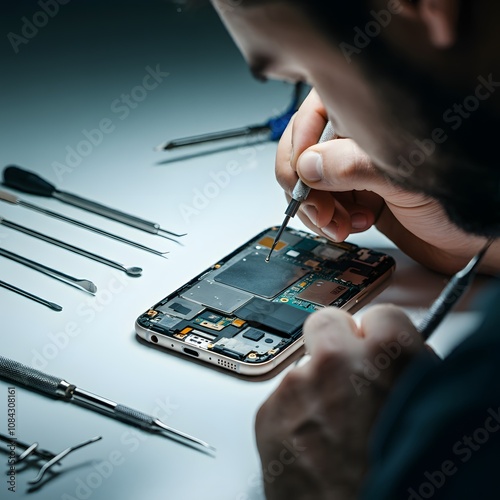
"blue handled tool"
155,82,304,151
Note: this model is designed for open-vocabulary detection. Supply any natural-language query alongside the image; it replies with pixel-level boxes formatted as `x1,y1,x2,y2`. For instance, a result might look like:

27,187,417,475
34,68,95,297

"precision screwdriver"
155,82,304,151
2,166,185,240
0,355,215,455
266,122,336,261
0,190,169,256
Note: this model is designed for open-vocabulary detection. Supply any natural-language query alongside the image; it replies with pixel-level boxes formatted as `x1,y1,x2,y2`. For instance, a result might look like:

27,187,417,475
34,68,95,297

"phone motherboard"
135,227,395,374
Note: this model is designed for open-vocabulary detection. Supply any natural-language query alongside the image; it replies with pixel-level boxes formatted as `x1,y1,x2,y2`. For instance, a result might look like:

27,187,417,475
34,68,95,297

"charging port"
183,348,199,357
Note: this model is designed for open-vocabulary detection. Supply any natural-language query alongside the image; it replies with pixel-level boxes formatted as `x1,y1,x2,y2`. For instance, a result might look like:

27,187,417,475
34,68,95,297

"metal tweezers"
0,433,101,484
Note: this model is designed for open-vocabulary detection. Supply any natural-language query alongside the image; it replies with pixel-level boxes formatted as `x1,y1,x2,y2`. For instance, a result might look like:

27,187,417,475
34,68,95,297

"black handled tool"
2,166,185,239
418,238,494,340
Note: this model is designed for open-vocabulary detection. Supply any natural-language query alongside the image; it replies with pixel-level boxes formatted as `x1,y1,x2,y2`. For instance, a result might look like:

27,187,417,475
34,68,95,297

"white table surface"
0,2,494,499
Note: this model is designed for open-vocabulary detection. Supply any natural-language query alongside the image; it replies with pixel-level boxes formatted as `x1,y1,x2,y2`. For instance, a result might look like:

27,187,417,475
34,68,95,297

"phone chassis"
135,227,395,376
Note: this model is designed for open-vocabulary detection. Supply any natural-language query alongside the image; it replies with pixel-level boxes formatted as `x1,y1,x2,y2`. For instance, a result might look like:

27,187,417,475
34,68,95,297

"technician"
209,0,500,498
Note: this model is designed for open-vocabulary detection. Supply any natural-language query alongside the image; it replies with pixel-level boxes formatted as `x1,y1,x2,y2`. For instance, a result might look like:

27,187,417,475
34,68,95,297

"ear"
397,0,461,49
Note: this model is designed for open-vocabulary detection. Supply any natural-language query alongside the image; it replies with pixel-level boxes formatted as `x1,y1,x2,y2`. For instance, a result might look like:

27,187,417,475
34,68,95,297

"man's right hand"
276,89,498,275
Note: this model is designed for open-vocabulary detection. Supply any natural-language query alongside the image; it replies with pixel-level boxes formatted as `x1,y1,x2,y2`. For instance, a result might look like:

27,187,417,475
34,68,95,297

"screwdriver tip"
265,244,277,262
154,142,174,152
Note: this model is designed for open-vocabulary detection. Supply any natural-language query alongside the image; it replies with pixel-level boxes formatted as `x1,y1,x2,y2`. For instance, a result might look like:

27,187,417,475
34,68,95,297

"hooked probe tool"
266,122,336,261
0,190,168,256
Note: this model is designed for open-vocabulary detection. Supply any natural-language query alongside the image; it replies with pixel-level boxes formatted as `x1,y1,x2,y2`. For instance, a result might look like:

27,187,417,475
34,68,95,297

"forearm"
375,203,500,276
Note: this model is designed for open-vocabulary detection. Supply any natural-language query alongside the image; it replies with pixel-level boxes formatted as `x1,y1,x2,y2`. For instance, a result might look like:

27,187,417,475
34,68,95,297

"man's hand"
276,89,499,275
255,305,425,500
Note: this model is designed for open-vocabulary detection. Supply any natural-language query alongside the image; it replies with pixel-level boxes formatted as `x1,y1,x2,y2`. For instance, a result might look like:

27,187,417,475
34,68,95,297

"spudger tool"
0,190,169,256
266,121,336,261
0,247,97,294
2,166,185,240
0,433,102,485
0,216,142,277
0,355,215,455
155,82,304,151
0,279,62,311
418,238,494,340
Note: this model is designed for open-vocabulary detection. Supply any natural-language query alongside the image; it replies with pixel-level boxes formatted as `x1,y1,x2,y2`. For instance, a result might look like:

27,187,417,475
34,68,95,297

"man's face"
211,0,500,235
211,0,413,175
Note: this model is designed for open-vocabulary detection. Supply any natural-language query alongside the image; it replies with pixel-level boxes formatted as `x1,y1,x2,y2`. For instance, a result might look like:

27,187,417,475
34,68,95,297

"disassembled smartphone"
135,227,395,376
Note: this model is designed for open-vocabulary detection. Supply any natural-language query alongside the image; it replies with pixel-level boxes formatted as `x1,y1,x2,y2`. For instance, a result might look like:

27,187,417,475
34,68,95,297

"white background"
0,2,493,499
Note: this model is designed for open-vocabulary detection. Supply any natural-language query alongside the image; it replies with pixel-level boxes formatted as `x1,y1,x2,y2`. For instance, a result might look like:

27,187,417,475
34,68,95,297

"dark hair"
211,0,500,235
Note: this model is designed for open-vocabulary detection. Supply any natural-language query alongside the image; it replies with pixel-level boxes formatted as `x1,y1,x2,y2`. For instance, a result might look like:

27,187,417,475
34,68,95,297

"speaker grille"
217,358,237,371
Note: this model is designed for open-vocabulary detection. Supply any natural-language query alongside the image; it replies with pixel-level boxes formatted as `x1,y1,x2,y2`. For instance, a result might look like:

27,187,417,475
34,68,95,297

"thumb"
296,138,397,198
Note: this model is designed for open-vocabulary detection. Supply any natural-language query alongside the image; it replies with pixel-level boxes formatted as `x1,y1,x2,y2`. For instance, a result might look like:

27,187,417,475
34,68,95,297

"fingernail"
301,205,318,226
298,151,322,182
351,213,368,229
322,221,338,241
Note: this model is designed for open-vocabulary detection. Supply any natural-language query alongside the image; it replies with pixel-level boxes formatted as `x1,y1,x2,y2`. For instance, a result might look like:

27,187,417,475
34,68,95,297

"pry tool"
0,279,62,311
0,216,142,277
0,247,97,294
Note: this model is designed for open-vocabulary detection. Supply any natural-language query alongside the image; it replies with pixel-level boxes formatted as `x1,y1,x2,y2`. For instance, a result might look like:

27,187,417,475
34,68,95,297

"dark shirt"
362,284,500,499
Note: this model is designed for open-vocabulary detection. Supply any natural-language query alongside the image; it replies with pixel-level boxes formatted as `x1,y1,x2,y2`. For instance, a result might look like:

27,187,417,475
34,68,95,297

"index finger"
290,89,329,168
